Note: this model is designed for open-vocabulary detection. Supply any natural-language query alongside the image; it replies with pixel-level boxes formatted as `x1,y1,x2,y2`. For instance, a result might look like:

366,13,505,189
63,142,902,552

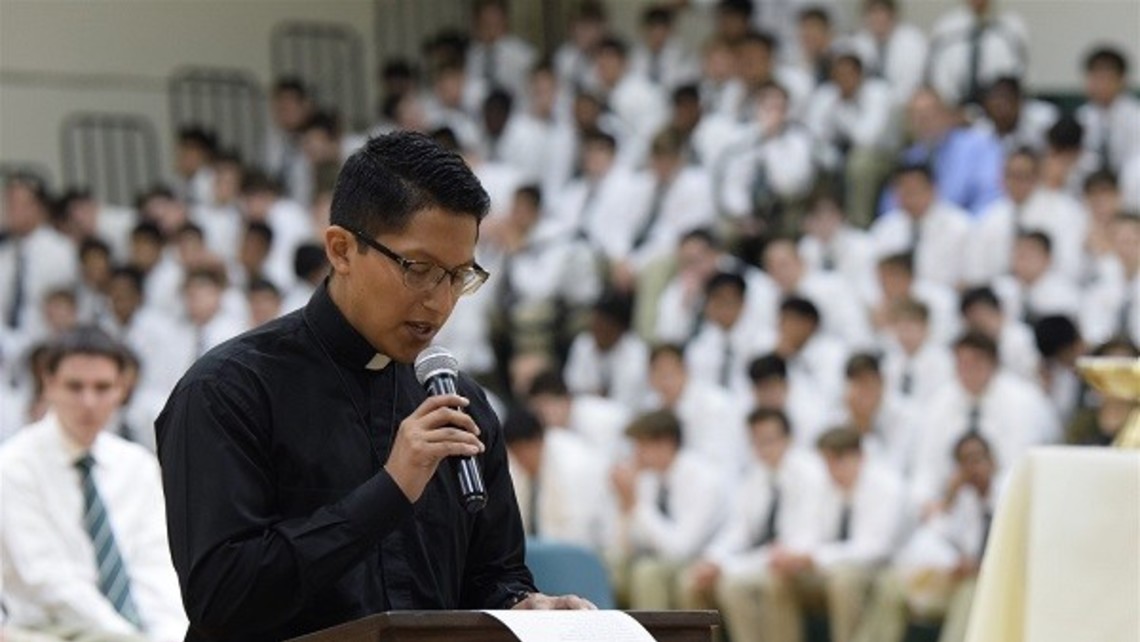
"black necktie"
821,246,837,272
979,507,994,556
575,182,600,243
966,20,987,104
719,336,734,388
874,37,890,79
631,180,669,251
900,363,915,396
656,479,671,518
6,240,25,329
966,404,982,436
649,50,663,85
483,43,497,85
837,502,852,541
756,481,781,547
75,455,142,627
910,218,923,254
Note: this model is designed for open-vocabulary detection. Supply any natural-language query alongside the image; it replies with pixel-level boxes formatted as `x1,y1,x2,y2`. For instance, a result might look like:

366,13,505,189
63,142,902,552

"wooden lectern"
287,610,721,642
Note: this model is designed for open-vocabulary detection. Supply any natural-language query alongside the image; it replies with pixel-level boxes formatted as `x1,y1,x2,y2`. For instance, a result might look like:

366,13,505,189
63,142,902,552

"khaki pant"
854,568,978,642
844,148,895,229
716,564,875,642
627,557,687,610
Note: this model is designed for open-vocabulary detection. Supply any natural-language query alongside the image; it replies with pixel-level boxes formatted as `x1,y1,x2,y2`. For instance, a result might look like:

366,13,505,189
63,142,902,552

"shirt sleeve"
156,372,413,637
456,381,537,608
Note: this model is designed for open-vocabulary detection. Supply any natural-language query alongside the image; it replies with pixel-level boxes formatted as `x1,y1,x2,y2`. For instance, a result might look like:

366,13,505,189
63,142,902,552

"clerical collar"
304,279,391,371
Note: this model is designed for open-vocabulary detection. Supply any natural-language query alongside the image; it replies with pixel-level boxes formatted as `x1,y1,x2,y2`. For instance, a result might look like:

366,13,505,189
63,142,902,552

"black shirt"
156,282,535,641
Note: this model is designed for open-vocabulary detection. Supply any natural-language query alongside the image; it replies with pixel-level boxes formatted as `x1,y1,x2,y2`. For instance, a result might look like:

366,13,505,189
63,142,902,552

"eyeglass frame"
348,228,490,296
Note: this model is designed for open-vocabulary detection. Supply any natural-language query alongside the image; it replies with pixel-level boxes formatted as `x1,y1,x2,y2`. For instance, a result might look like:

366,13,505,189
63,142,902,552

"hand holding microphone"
384,347,488,513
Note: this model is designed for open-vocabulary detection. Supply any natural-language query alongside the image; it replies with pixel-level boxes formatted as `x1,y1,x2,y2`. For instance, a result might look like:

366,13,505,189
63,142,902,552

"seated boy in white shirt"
608,409,725,610
735,427,906,642
856,433,1002,642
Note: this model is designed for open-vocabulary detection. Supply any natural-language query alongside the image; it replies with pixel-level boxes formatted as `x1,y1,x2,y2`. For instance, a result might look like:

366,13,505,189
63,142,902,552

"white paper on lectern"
481,610,657,642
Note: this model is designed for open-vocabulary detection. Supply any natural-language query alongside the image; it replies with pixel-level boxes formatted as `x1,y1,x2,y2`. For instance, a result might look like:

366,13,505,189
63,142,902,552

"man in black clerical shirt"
156,132,592,642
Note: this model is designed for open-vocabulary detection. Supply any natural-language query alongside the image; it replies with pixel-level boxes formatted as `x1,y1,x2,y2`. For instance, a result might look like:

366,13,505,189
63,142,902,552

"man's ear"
325,226,354,275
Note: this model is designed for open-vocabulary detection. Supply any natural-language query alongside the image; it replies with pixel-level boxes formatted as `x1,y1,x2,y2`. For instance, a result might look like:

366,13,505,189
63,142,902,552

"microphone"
414,346,487,514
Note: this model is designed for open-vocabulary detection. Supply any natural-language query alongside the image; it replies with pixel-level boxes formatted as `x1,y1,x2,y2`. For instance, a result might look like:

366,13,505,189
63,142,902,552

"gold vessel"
1076,357,1140,449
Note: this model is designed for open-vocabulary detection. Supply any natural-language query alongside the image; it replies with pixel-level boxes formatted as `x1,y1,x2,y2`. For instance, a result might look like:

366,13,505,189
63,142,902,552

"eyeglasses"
351,229,489,296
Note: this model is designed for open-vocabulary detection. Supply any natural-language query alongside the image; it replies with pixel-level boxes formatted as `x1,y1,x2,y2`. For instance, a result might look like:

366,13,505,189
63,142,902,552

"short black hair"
582,128,618,151
329,131,490,239
183,265,227,290
986,75,1024,98
504,405,546,445
483,87,514,115
1033,315,1081,359
863,0,897,13
748,353,787,384
953,431,994,462
959,286,1001,315
46,325,128,374
177,221,204,242
109,265,145,294
527,368,569,398
1047,115,1084,151
739,30,779,53
1016,230,1052,255
1083,169,1119,193
705,270,747,298
130,220,164,245
593,290,633,329
272,76,309,98
79,236,111,261
817,427,862,455
595,35,629,59
797,6,831,25
718,0,754,19
672,84,700,105
300,111,342,138
680,226,719,248
240,169,281,196
1084,46,1128,76
429,126,462,153
244,220,274,246
780,296,821,325
878,251,915,274
845,352,881,379
574,0,607,23
747,406,791,436
293,243,329,280
177,126,218,154
625,409,683,445
954,330,1000,361
515,184,542,209
642,5,675,26
649,343,685,365
893,162,935,184
248,277,281,298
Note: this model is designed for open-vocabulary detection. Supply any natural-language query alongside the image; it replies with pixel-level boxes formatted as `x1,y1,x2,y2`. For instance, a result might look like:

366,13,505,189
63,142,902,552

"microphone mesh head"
414,345,459,385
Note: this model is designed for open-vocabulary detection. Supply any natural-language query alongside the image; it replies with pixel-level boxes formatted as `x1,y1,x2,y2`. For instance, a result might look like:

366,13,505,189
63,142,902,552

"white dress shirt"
927,7,1029,106
911,372,1056,507
567,395,635,464
604,74,670,168
191,204,244,263
466,35,537,100
1077,94,1140,174
802,461,907,570
871,201,973,288
899,479,1004,572
839,396,920,478
664,380,749,474
564,332,650,411
492,113,577,192
625,167,717,270
717,124,816,218
704,448,828,577
472,160,525,221
882,340,957,409
787,271,878,350
259,198,315,291
993,271,1081,325
806,78,896,152
622,450,726,562
850,23,929,107
685,317,776,397
0,226,79,335
629,40,699,91
1122,153,1140,211
0,414,187,640
100,308,195,407
553,44,599,95
972,99,1059,154
786,333,849,408
799,226,879,306
967,189,1088,286
509,428,612,551
552,167,646,261
997,319,1042,383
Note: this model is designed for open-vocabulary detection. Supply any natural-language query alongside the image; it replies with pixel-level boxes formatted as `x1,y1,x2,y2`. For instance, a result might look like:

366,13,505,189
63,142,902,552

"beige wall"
1,0,1138,189
0,0,376,188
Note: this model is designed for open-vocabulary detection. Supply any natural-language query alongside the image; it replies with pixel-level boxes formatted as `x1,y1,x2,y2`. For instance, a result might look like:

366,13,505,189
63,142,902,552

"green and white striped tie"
75,454,142,628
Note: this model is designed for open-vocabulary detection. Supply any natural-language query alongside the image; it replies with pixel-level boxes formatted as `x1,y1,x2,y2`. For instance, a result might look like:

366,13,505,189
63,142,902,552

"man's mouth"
405,321,437,340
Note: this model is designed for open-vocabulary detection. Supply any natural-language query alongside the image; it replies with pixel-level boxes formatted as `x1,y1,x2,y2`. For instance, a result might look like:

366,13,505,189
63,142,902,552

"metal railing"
169,66,266,166
271,21,368,131
60,113,160,207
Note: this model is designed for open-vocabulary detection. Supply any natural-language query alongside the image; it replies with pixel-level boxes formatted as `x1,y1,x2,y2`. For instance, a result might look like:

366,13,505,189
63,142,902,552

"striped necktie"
75,454,142,628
